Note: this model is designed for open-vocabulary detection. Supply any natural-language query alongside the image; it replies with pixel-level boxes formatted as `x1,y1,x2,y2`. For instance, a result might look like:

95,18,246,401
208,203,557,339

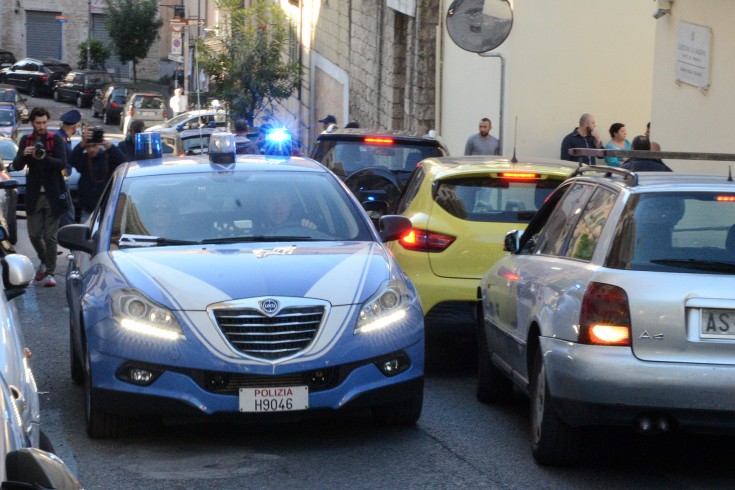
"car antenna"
510,116,518,163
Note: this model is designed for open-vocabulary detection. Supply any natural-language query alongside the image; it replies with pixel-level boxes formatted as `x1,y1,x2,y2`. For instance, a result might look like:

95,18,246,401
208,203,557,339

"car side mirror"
503,229,524,253
2,253,33,300
57,224,94,255
4,448,82,489
378,215,412,243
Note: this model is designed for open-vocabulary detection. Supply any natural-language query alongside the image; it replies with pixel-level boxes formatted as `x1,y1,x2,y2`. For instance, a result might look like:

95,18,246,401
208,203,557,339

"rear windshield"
314,140,445,178
434,175,563,223
45,64,70,73
0,90,15,103
86,73,114,85
607,192,735,273
134,96,164,109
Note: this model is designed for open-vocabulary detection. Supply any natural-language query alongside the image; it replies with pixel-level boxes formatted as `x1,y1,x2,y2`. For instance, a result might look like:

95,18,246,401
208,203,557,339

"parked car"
0,58,71,97
0,103,18,141
478,164,735,466
387,156,577,334
91,82,136,125
57,134,424,438
0,84,28,122
160,127,217,157
53,70,115,108
0,138,22,215
146,109,227,133
310,128,449,212
0,157,18,244
0,50,15,69
120,92,167,135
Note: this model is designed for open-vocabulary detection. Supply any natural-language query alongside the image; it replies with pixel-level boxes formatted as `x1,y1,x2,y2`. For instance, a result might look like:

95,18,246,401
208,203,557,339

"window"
565,187,617,261
395,166,425,214
535,183,595,256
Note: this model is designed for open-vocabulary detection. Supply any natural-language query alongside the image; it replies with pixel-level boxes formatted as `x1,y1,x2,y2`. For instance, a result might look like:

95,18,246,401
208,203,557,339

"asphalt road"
8,94,735,489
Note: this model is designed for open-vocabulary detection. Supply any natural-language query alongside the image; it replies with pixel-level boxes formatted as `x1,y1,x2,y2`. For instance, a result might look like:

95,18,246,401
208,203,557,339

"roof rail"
571,165,638,186
569,148,735,162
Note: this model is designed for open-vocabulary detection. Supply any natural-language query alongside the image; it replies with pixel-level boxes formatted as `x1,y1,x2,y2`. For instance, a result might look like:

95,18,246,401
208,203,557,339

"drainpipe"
477,52,505,155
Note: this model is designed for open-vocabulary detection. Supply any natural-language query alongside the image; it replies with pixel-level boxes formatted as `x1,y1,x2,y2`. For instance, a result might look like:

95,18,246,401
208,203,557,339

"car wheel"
53,90,61,102
530,348,581,466
70,317,83,386
476,318,513,404
84,352,129,438
28,82,38,98
92,107,99,118
76,95,84,108
102,111,109,125
371,390,423,426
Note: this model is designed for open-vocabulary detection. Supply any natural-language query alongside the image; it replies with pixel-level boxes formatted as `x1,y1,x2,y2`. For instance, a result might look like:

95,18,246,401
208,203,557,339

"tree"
197,0,301,124
105,0,163,83
77,39,112,70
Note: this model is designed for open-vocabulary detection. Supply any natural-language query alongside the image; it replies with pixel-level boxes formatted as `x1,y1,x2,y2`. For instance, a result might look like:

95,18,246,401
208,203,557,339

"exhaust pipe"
635,414,671,434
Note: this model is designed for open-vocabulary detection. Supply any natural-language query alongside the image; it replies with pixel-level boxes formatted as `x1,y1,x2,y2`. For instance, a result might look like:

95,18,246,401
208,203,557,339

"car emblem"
639,330,664,340
260,299,280,316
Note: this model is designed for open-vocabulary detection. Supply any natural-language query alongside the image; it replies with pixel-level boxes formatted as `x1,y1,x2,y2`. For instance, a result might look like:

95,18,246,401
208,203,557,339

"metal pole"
87,0,92,68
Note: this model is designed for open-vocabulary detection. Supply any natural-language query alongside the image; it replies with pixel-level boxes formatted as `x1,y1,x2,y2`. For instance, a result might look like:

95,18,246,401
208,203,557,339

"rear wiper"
201,235,314,244
649,258,735,273
118,234,199,248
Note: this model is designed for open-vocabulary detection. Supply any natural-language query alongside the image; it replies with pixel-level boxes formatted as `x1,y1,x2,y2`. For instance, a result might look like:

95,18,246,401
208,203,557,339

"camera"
91,127,105,144
33,142,46,159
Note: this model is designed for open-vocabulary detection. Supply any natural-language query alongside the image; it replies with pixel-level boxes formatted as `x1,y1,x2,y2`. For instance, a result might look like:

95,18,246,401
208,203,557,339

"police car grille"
213,306,324,360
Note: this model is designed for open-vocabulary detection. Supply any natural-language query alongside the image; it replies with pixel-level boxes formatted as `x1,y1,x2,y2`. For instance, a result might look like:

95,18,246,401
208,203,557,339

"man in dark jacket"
69,127,127,222
117,119,145,162
621,135,673,172
560,113,603,166
12,107,68,287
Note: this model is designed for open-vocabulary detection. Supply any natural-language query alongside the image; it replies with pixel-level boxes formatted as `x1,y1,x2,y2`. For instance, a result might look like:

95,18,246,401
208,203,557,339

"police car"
58,130,425,437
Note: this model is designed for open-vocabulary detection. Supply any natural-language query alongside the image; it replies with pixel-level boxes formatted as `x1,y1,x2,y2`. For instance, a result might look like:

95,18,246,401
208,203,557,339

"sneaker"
34,264,46,282
43,274,56,288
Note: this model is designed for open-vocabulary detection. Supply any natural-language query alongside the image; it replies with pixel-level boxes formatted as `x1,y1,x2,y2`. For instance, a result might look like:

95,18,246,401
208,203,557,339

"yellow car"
387,156,578,334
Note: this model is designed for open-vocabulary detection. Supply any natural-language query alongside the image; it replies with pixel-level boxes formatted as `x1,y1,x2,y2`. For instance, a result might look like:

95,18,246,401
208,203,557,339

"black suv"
310,128,449,212
91,82,136,125
0,51,15,69
53,70,115,108
0,57,71,97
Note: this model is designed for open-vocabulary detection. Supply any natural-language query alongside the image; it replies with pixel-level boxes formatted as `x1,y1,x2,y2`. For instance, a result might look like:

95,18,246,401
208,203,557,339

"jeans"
27,194,59,275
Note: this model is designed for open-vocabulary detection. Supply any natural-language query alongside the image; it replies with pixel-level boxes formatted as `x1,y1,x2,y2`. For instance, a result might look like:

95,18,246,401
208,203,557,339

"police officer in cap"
56,109,80,225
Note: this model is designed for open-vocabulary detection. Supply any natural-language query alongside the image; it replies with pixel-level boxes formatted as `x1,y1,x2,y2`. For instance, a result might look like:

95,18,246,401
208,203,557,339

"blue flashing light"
134,132,162,160
263,127,292,156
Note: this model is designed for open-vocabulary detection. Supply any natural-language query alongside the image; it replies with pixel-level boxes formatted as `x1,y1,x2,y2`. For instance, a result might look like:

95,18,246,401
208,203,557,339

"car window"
45,64,70,74
110,171,371,246
73,74,83,84
534,183,595,257
395,166,425,214
606,191,735,273
182,135,210,154
161,137,175,154
134,96,164,109
0,91,14,103
564,186,617,261
63,73,74,83
0,110,14,126
0,53,13,64
434,174,564,223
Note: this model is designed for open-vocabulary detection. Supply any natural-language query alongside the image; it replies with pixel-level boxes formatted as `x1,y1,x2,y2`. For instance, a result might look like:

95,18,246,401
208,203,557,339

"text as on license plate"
700,309,735,339
239,386,309,412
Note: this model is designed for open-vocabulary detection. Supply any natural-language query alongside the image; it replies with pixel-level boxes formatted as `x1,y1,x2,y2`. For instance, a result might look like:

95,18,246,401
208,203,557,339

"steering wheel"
344,167,403,214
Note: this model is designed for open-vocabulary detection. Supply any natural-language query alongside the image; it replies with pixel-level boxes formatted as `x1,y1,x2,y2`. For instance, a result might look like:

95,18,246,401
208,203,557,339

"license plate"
239,386,308,412
140,111,155,116
700,309,735,339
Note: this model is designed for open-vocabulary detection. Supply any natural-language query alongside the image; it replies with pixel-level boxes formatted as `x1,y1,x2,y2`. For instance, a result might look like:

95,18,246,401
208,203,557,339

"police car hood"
110,241,392,310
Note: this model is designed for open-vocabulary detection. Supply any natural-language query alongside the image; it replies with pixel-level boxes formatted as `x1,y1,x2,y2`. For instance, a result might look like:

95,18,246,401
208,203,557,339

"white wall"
650,0,735,174
439,0,656,160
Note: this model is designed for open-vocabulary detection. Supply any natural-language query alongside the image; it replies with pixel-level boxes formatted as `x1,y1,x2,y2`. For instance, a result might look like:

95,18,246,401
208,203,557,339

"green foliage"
105,0,163,83
77,39,112,70
197,0,301,123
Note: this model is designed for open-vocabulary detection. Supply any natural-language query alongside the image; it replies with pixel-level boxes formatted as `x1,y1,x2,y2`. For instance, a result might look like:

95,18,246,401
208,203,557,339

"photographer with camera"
69,125,126,223
12,107,69,287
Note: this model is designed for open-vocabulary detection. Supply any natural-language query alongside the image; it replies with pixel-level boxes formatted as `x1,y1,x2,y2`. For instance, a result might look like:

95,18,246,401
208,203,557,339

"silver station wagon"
478,164,735,465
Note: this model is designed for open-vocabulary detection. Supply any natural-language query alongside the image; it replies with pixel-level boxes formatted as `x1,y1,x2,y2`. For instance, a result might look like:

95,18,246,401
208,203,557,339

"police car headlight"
111,289,184,341
355,275,413,335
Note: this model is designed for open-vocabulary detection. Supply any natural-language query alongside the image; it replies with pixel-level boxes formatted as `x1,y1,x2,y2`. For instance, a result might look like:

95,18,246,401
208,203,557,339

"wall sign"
676,21,711,90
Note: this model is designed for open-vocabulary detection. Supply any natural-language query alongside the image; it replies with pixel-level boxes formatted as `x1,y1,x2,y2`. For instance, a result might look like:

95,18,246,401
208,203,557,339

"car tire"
5,190,17,245
476,318,513,404
53,90,61,102
102,111,109,125
530,348,582,466
84,352,129,438
70,318,83,386
28,82,38,98
371,390,423,426
76,95,84,108
92,107,99,118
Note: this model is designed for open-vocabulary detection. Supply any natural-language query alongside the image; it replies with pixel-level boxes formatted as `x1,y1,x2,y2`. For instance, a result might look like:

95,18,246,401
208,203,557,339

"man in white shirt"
169,88,187,118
